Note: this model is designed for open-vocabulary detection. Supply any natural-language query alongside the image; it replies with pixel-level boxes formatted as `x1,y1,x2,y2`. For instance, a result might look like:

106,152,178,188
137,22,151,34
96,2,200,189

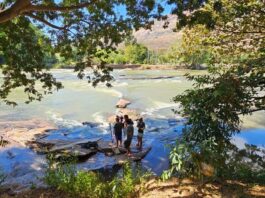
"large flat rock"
28,138,101,154
54,145,97,160
97,140,127,155
114,146,152,164
50,138,101,152
0,119,56,147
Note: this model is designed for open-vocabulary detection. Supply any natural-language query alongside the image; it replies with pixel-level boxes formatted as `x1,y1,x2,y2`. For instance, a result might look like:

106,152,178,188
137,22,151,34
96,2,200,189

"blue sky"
159,0,175,15
114,1,174,17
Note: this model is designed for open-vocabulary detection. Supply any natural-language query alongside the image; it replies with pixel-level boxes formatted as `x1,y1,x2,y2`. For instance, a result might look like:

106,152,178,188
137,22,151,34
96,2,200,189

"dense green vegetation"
0,0,164,105
45,156,150,198
166,25,212,69
50,27,213,67
162,0,265,182
0,1,214,106
52,43,179,67
0,0,264,195
92,42,148,65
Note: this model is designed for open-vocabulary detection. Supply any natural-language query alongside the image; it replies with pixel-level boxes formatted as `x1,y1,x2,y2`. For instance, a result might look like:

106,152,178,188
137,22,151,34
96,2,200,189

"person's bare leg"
139,137,142,150
127,147,132,156
136,136,140,147
116,137,119,147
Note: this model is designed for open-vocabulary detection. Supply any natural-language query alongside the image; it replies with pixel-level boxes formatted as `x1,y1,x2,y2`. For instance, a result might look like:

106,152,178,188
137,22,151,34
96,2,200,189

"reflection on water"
234,128,265,148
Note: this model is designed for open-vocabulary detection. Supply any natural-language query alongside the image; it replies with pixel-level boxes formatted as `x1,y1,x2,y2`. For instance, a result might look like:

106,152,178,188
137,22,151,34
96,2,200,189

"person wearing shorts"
124,119,134,156
114,117,123,147
136,118,145,150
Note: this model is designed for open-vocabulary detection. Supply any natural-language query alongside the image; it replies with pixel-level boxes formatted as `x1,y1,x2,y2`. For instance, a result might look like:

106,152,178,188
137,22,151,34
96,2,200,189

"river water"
0,69,265,189
1,69,194,122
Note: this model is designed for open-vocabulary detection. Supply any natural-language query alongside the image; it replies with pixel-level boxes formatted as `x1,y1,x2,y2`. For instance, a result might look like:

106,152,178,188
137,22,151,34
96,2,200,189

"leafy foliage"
45,155,151,198
104,43,148,65
123,43,148,64
0,18,63,105
168,25,212,69
164,0,265,181
163,139,265,184
0,0,165,105
227,144,265,184
174,0,265,140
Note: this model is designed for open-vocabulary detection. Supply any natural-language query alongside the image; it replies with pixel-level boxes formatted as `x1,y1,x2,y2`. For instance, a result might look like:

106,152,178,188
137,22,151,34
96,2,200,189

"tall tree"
164,0,265,178
169,25,211,69
0,0,164,105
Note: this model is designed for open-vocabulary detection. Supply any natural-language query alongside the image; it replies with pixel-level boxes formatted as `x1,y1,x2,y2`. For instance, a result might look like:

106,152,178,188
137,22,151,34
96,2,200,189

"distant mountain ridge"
133,15,182,52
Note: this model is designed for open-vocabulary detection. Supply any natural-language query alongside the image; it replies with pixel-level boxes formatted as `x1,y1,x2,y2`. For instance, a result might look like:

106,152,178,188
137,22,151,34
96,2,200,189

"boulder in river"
82,122,101,128
116,98,131,108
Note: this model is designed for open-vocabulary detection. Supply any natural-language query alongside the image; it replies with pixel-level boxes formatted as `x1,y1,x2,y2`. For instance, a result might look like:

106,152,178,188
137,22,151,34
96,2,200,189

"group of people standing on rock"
113,115,145,156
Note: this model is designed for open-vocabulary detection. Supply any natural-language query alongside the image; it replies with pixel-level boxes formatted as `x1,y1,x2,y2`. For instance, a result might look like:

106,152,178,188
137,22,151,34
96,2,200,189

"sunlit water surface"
0,69,264,187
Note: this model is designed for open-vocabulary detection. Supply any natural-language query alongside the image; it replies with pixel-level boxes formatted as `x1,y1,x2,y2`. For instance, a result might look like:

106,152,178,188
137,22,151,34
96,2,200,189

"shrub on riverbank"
44,155,151,198
162,139,265,184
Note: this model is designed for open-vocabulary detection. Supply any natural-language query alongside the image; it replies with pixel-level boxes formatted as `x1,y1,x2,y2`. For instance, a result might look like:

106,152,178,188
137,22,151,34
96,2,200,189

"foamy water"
1,69,265,190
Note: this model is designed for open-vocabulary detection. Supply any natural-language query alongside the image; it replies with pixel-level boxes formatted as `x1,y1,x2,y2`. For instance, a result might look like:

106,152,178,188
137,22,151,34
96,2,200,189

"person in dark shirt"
123,114,129,136
136,118,145,150
120,116,125,138
113,117,123,147
124,118,134,156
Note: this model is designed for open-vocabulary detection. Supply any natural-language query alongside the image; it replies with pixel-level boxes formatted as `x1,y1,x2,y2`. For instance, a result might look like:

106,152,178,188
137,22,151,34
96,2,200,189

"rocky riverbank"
0,119,56,147
0,97,154,194
0,119,57,193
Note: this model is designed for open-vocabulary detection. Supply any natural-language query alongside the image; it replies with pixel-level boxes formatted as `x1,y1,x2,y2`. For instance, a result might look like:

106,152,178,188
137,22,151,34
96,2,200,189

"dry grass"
139,178,265,198
1,178,264,198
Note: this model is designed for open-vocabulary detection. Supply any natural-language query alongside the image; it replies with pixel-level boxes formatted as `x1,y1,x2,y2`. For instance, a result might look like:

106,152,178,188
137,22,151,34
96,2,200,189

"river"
0,69,265,190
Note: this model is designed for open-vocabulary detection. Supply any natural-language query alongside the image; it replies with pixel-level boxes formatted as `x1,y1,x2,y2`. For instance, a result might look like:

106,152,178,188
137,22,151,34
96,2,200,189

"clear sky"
114,1,174,17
